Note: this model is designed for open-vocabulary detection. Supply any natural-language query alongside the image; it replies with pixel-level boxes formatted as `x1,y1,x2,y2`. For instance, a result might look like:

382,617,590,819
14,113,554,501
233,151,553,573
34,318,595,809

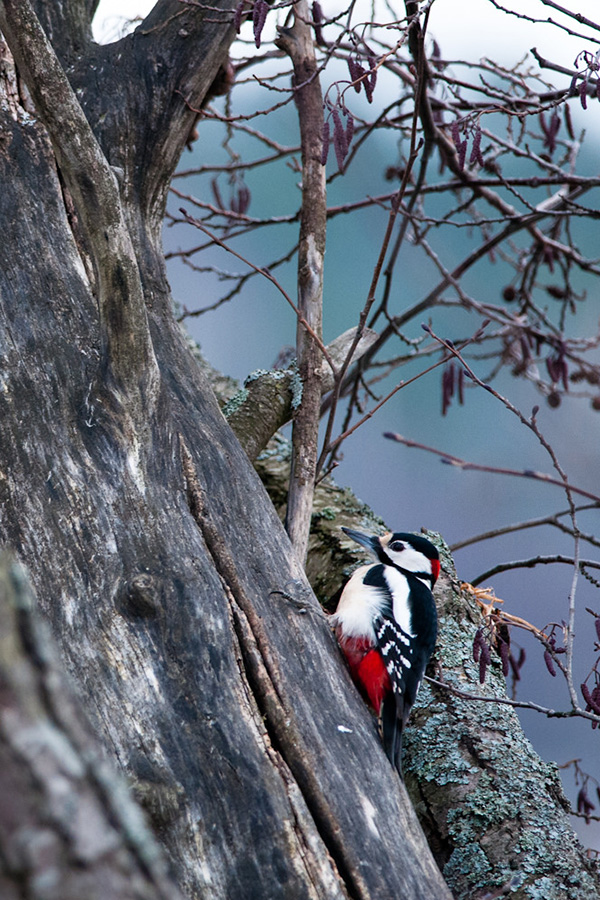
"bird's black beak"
341,527,380,555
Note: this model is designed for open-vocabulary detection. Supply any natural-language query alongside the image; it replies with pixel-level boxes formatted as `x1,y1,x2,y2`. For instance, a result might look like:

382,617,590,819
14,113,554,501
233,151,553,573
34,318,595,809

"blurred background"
94,1,600,850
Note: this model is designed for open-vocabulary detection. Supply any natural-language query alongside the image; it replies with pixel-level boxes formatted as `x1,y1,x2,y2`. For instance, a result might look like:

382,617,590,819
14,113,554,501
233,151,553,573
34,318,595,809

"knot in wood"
117,573,161,619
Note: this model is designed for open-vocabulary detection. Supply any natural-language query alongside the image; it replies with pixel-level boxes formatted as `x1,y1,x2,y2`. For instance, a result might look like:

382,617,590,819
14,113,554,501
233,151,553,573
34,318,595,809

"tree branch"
130,0,238,218
32,0,97,63
470,554,600,587
449,505,600,552
384,431,600,504
224,327,377,462
276,1,327,564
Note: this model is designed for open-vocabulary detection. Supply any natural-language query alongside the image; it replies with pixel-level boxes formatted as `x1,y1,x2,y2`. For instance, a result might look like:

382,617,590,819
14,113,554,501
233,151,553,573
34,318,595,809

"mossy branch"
225,327,377,462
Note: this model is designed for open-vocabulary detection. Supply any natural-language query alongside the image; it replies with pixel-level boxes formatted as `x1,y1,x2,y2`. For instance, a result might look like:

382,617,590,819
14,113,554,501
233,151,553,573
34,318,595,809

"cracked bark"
0,553,185,900
0,4,450,899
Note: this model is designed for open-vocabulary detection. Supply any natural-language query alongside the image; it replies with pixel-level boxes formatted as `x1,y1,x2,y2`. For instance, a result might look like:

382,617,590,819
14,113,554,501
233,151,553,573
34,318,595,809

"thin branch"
469,555,600,588
384,432,600,504
427,675,600,725
276,1,327,564
450,505,600,552
316,9,429,476
324,328,483,463
178,210,334,372
425,322,592,706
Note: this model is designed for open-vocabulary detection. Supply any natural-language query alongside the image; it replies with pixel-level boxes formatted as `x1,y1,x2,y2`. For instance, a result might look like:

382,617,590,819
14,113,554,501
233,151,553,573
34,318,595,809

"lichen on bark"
405,540,600,900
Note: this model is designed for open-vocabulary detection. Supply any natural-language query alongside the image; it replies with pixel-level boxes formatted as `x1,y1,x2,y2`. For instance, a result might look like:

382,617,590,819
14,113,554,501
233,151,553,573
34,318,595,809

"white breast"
331,565,383,642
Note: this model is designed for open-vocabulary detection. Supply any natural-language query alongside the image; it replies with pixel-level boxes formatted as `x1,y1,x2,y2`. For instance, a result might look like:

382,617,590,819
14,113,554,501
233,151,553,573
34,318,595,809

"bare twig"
423,324,588,707
383,432,600,504
450,505,600,552
427,675,600,726
178,210,334,372
325,329,483,464
316,6,430,475
469,555,600,588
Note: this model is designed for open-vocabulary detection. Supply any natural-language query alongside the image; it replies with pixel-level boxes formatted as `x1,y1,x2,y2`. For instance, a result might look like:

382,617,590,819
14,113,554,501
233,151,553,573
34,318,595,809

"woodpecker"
332,527,440,777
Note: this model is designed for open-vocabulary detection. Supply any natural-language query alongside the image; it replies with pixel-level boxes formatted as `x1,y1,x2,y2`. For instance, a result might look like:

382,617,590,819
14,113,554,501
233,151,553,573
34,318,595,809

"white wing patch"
383,566,414,636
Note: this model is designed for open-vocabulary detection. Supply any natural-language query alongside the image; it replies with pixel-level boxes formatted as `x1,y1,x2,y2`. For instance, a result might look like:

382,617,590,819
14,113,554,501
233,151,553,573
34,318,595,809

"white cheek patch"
386,544,432,579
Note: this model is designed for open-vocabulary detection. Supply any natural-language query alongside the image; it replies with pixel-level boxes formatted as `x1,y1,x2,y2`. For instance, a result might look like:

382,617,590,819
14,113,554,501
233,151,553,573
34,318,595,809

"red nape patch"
431,558,440,583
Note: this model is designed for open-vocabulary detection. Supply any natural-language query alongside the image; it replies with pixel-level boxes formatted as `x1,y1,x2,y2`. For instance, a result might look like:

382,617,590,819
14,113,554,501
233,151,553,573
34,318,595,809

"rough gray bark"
0,552,185,900
0,4,451,899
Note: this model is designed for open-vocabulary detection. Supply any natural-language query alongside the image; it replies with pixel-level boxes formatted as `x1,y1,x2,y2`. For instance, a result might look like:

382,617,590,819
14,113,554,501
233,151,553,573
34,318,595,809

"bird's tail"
380,693,405,778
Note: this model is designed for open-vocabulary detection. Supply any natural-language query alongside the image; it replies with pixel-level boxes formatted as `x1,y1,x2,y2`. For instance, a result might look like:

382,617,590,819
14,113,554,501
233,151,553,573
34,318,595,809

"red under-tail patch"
338,635,391,714
431,558,440,583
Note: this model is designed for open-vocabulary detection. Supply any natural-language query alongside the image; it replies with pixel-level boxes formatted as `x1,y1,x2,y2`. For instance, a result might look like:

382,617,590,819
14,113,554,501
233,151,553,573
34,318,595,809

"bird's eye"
389,541,405,552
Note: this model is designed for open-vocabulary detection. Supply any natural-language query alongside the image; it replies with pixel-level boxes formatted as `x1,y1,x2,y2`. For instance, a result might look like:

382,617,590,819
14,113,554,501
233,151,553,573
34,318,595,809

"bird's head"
341,527,440,585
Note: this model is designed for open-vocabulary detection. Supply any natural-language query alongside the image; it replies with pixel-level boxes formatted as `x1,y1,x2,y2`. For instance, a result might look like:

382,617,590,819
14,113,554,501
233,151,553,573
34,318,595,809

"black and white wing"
366,566,437,776
374,613,418,721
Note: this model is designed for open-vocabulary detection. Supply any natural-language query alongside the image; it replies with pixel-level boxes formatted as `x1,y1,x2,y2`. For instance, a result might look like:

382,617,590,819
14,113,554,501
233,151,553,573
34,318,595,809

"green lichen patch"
222,387,249,418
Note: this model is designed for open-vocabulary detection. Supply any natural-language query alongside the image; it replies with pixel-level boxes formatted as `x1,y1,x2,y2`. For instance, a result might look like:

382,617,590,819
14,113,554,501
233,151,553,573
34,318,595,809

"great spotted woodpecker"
332,527,440,776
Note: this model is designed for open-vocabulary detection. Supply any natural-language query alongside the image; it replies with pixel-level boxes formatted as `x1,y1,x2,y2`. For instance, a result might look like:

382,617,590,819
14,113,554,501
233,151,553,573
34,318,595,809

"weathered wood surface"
0,4,451,898
0,553,185,900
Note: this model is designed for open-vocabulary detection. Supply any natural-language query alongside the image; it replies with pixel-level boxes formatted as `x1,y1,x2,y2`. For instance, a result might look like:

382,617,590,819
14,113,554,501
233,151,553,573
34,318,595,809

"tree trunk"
0,552,186,900
0,4,450,898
